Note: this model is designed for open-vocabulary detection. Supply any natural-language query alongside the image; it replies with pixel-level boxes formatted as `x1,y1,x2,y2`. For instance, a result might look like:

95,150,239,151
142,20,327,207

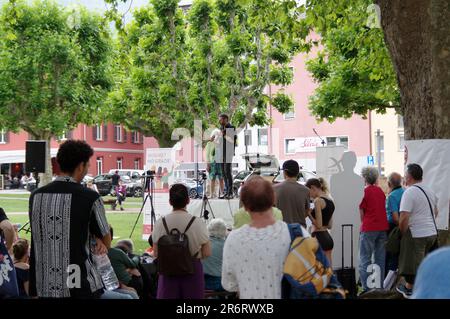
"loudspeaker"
25,140,47,173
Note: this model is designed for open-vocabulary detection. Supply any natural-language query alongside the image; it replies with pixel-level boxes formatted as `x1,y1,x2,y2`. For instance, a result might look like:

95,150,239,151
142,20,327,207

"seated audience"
202,219,227,291
108,227,143,297
13,239,30,298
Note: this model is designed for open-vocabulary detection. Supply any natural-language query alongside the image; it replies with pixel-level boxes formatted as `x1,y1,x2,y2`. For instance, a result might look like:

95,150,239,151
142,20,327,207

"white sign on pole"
405,139,450,230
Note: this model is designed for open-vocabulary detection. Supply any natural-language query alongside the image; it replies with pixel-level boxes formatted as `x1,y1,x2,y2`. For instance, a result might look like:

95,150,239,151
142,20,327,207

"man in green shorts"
206,130,224,198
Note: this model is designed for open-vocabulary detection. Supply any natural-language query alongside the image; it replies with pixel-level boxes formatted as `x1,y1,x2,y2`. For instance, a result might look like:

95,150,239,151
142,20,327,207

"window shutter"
5,131,10,143
123,129,127,143
140,133,144,144
68,130,73,140
114,125,118,142
103,124,108,142
93,127,97,141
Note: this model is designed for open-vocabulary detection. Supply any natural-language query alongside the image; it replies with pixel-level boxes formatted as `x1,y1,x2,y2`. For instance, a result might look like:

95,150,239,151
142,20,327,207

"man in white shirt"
396,163,439,299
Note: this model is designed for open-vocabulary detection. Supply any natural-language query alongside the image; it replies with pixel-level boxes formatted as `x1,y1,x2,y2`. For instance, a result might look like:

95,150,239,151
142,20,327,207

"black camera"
200,171,207,180
143,170,156,177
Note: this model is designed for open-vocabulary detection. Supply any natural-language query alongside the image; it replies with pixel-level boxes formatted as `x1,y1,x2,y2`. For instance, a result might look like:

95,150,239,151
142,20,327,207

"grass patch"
9,213,149,254
0,194,146,213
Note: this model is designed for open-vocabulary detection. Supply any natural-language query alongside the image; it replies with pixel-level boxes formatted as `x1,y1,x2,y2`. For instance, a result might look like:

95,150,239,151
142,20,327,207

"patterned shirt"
29,176,110,298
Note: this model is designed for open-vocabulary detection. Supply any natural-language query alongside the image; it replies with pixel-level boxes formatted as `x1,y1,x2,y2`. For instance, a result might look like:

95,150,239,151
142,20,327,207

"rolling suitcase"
335,224,357,298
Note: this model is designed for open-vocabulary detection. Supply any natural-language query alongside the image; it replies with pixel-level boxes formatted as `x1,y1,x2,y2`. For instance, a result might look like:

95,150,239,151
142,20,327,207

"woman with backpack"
151,184,211,299
305,178,335,266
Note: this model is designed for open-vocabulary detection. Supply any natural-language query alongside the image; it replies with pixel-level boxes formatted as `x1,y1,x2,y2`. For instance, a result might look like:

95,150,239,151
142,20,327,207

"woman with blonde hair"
305,177,335,266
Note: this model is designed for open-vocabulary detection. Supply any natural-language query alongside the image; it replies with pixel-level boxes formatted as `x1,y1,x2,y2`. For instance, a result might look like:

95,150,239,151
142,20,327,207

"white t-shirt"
400,183,438,238
221,220,310,299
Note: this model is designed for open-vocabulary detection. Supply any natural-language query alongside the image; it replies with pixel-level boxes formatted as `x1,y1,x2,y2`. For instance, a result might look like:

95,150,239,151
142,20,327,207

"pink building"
0,124,144,178
266,53,372,171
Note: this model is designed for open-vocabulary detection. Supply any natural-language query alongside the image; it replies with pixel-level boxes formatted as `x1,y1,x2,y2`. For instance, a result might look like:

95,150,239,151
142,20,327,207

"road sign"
367,155,375,165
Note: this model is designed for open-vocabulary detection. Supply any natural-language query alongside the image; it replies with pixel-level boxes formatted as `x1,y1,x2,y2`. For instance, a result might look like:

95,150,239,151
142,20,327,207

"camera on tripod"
142,170,156,191
200,171,207,180
143,170,156,178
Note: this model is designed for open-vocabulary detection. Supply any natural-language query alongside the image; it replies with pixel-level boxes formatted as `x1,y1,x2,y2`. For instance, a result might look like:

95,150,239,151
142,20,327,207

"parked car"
108,169,145,181
175,178,204,199
93,174,143,197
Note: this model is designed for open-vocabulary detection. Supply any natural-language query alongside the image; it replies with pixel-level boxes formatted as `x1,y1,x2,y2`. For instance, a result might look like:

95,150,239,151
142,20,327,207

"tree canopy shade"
303,0,449,140
106,0,309,146
303,0,399,123
0,0,114,183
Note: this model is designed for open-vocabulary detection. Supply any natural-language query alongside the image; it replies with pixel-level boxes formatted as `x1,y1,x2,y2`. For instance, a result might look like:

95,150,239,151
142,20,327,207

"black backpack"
157,216,197,276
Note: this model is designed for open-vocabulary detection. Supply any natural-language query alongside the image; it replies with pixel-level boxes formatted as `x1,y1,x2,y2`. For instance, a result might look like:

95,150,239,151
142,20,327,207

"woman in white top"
222,176,292,299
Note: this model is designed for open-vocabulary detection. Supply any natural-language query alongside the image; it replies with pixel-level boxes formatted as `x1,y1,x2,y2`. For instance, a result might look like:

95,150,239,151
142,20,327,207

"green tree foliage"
0,0,113,183
302,0,400,122
107,0,308,145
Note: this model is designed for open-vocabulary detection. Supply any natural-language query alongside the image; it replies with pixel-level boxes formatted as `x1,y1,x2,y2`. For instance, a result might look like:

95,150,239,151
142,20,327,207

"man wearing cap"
273,160,310,227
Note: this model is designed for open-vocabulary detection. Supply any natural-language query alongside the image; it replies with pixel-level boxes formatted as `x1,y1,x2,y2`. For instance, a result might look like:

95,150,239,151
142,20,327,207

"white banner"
405,139,450,230
145,148,176,191
142,148,176,239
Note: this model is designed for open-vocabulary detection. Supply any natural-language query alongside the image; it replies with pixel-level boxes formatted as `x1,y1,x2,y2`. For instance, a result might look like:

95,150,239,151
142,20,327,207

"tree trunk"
40,136,53,186
375,0,450,139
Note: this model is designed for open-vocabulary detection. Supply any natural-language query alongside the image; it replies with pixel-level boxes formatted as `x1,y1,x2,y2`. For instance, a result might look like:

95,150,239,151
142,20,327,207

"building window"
115,124,122,142
96,125,103,141
398,115,404,129
134,159,140,170
132,131,140,144
258,128,268,146
285,138,296,154
399,134,405,151
117,158,123,170
0,130,8,144
96,157,103,175
326,136,349,148
284,110,295,120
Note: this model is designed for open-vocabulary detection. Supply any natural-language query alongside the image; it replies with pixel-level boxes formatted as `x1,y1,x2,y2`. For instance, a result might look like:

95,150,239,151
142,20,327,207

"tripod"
199,176,215,221
129,172,156,238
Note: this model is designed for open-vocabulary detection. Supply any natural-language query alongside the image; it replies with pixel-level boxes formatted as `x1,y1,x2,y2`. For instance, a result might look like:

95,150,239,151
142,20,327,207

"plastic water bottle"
93,254,120,291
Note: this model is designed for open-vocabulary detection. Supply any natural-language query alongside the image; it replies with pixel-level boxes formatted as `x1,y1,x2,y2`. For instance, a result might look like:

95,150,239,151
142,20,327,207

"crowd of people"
0,137,448,300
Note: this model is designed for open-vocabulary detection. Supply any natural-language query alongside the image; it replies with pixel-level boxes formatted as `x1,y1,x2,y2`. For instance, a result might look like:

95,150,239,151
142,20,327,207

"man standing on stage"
217,114,237,199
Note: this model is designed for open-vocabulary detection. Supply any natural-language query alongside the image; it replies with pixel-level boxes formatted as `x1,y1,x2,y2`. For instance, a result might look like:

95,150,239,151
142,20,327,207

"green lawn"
8,212,149,254
0,194,145,213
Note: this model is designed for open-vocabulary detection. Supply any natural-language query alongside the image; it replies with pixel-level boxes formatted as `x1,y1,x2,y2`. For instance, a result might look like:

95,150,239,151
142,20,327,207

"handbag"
0,234,19,298
413,185,440,251
386,226,402,255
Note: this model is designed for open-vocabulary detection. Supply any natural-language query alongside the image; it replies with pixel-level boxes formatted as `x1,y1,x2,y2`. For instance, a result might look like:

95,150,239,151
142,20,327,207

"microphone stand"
313,128,326,147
